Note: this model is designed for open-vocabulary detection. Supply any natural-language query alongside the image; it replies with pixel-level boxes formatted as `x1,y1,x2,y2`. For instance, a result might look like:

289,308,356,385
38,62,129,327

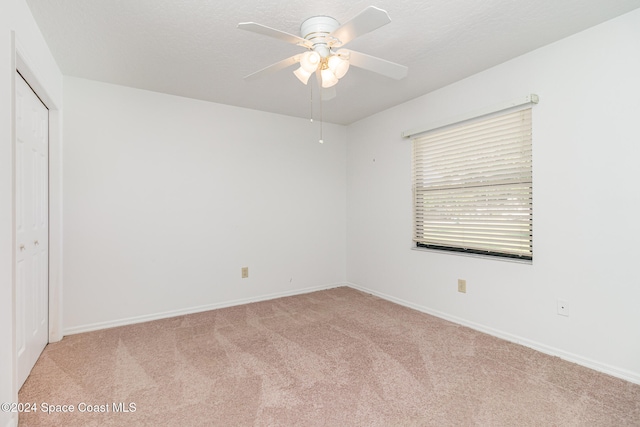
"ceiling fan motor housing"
300,16,340,57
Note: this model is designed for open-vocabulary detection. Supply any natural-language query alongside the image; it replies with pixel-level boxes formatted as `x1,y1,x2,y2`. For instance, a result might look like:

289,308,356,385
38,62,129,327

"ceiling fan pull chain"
310,82,314,123
319,96,324,144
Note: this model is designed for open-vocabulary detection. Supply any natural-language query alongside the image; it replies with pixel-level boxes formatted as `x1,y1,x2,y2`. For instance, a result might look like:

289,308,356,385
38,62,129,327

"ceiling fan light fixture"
321,68,339,88
300,51,321,73
239,7,408,95
328,55,350,79
293,66,313,85
314,44,330,58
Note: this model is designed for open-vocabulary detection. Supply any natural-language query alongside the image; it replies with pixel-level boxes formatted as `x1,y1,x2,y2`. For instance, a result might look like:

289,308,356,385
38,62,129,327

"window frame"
411,106,534,261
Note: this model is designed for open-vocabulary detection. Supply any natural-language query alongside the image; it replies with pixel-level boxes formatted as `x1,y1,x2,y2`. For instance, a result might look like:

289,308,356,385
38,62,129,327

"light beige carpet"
19,287,640,426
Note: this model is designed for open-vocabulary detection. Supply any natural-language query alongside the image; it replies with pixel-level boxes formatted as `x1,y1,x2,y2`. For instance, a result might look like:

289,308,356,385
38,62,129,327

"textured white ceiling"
26,0,640,125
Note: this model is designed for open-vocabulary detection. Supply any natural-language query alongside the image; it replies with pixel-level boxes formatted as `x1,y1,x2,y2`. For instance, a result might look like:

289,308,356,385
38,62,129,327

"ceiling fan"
238,6,408,100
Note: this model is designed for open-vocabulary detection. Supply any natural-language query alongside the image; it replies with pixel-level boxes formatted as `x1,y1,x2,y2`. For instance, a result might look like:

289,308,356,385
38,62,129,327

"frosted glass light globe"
300,51,320,73
321,68,338,88
328,55,349,79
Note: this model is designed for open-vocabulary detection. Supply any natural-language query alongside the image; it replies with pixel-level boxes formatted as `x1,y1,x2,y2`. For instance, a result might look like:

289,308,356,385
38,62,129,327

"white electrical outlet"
557,299,569,316
458,279,466,293
241,267,248,279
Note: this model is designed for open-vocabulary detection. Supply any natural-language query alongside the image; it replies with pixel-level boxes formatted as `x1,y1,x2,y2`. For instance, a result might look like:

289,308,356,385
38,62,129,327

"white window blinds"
412,108,533,260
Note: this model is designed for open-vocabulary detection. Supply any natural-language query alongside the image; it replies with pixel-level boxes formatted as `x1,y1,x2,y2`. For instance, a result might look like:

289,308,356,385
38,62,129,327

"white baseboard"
63,283,346,336
346,282,640,386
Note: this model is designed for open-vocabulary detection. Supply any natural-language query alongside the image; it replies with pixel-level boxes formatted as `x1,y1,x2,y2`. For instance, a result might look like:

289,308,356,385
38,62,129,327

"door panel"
15,71,49,389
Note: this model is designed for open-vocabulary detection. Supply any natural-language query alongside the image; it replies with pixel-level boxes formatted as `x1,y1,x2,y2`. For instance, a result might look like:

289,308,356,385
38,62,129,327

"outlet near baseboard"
458,279,466,293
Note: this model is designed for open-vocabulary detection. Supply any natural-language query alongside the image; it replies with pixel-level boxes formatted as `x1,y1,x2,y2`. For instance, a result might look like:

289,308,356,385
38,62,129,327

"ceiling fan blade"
243,55,300,81
238,22,312,48
345,50,408,80
330,6,391,46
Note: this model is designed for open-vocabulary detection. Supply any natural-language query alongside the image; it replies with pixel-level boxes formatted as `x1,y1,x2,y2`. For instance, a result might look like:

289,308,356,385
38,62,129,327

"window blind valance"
402,94,538,139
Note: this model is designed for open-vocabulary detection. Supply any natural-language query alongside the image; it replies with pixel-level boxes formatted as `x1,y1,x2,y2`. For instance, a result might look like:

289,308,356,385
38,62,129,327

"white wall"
62,77,347,333
0,1,63,426
4,9,639,423
346,8,640,383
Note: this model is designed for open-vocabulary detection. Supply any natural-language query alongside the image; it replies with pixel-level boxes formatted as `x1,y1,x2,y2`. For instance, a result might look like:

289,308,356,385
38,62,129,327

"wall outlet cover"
458,279,466,293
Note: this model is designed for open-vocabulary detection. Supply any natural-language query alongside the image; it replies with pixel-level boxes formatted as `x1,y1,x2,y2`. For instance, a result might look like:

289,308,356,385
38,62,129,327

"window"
412,108,533,260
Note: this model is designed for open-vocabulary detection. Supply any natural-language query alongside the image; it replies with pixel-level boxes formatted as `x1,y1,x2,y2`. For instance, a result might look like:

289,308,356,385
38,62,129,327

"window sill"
410,245,533,265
